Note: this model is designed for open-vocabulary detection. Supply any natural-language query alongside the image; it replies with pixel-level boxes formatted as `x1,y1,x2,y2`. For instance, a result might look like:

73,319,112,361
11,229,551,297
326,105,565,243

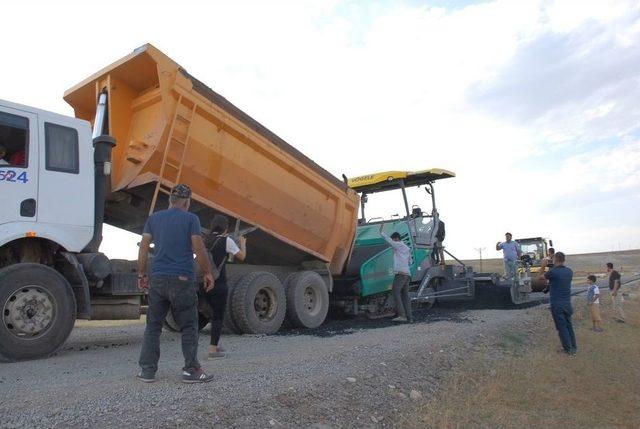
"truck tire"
164,310,209,332
223,275,243,334
0,263,76,361
284,271,329,328
231,271,286,334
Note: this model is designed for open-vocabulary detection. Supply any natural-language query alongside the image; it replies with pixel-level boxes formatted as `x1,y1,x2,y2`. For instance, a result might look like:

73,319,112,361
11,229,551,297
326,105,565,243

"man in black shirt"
606,262,625,323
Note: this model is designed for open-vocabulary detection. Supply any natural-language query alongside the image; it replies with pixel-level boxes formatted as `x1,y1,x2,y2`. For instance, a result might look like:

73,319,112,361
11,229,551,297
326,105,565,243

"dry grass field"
461,249,640,283
407,281,640,429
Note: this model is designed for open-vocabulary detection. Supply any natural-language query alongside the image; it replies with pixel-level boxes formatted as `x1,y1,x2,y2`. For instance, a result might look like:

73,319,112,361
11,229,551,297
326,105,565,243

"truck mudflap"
59,252,91,319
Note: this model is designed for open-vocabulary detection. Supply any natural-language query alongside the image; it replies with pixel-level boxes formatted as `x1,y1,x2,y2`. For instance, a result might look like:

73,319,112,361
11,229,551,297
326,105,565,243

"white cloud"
1,0,638,260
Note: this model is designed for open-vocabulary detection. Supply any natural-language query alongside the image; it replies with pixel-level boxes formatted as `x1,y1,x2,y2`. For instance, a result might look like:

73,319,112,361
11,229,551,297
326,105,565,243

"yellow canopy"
348,168,455,193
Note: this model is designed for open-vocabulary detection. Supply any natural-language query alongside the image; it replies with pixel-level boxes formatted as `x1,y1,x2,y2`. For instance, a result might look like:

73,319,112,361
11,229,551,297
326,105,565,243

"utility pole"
474,247,486,272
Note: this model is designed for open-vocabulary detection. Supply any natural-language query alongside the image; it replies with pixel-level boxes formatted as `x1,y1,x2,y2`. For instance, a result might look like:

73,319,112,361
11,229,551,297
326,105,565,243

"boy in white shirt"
586,275,603,332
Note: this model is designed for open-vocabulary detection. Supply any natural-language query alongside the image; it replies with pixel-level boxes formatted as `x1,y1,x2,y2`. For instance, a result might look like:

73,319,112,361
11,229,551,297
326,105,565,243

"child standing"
586,275,603,332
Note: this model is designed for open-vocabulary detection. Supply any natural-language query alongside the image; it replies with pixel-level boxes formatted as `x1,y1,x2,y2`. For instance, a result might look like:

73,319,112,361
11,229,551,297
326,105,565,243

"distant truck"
0,45,516,361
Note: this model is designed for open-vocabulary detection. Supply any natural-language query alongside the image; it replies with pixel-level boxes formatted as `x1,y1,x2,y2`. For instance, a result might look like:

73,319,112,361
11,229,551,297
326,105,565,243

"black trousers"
392,273,412,320
139,276,200,373
205,281,228,346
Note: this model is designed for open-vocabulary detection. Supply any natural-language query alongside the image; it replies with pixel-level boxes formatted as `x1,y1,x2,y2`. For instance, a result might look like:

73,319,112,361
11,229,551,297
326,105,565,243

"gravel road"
0,278,635,428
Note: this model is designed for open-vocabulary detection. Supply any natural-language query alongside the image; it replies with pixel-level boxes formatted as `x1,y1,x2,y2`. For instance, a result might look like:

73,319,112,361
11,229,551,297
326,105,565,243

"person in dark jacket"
539,251,576,355
204,215,247,358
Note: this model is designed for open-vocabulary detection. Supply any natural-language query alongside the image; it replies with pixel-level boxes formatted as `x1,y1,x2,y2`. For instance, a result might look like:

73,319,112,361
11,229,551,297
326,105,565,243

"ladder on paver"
148,95,197,215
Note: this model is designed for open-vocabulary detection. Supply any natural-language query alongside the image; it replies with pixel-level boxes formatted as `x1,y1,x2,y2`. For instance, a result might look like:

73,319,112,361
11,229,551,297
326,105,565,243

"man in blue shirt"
496,232,521,280
540,251,576,355
137,184,215,383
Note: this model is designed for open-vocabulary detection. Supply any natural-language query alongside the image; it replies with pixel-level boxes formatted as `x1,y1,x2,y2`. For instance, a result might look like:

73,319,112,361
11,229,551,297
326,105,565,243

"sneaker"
207,351,226,359
182,369,214,384
595,327,604,332
615,319,626,323
217,345,226,353
391,316,408,323
136,371,156,383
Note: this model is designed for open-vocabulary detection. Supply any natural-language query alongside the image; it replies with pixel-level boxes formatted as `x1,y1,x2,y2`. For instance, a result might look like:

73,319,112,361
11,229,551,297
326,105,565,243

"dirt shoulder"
401,281,640,429
2,284,636,428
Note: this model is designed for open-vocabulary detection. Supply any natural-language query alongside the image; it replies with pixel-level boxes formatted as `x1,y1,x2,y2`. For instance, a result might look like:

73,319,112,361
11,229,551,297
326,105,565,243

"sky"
1,0,639,260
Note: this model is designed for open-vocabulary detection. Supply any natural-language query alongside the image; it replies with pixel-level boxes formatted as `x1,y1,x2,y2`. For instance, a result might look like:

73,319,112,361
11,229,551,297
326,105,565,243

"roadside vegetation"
408,282,640,429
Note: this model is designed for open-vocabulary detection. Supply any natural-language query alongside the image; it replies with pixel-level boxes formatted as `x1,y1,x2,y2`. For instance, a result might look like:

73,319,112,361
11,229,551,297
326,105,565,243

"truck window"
45,123,79,174
0,111,29,168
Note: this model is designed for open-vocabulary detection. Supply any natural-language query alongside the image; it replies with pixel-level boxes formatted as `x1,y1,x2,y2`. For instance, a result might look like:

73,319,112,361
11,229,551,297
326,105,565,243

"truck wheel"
164,310,209,332
0,263,76,361
231,271,286,334
223,275,243,334
285,271,329,328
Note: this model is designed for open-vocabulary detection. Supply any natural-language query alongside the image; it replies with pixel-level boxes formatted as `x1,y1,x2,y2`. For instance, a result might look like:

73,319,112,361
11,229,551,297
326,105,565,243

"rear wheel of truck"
231,271,286,334
223,274,243,334
164,310,210,332
0,263,76,361
285,271,329,328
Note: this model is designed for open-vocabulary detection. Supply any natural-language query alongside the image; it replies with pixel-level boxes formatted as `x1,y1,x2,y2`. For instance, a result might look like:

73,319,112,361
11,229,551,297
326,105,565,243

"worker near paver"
434,212,446,267
496,232,521,280
379,225,413,323
544,247,555,268
204,215,247,358
606,262,625,323
539,252,576,355
137,184,215,383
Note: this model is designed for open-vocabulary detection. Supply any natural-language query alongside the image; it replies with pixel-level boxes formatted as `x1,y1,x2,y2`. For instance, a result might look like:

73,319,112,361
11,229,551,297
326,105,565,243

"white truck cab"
0,99,94,251
0,96,124,362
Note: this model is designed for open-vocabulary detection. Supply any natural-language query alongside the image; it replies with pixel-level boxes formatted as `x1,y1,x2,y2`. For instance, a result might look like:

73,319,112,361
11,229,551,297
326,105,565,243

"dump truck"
0,45,518,361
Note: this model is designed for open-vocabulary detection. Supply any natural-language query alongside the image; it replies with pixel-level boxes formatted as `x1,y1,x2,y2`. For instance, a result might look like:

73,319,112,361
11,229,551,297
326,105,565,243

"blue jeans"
504,260,518,280
139,276,200,374
550,303,576,353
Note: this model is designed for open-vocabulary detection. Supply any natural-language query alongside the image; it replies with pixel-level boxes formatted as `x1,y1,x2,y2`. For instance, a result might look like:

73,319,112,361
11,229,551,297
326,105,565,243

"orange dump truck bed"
64,44,359,274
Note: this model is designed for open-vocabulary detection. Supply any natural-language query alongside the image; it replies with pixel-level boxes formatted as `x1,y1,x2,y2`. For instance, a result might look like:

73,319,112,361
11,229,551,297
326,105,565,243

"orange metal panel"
63,44,359,274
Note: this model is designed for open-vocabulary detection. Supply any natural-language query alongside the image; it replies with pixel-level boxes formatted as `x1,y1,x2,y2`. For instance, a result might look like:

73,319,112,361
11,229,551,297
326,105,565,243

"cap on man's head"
171,184,192,199
390,232,401,240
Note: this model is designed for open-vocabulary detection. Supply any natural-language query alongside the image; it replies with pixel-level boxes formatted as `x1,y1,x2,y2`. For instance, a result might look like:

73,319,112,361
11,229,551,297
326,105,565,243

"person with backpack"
204,215,247,358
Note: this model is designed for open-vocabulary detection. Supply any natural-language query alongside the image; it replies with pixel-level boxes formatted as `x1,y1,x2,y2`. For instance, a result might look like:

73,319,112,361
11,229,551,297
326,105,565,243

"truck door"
0,107,38,223
36,117,94,247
